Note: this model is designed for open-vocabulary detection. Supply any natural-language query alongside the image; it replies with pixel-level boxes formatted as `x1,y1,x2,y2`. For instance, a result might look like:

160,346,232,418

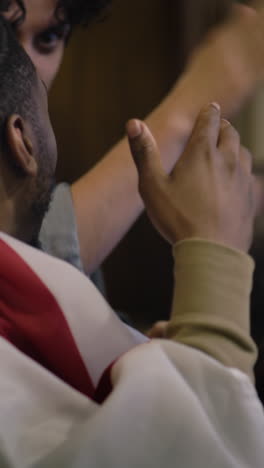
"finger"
126,119,166,183
188,102,221,155
146,321,168,339
218,119,240,155
239,146,253,174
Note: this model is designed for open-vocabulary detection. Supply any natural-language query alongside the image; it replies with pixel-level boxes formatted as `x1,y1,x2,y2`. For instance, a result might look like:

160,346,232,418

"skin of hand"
146,321,168,339
72,2,264,272
175,2,264,118
126,103,257,253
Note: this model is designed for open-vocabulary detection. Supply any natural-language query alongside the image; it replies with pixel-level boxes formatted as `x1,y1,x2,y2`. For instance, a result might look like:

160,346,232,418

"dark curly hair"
0,11,37,141
57,0,112,27
0,0,112,28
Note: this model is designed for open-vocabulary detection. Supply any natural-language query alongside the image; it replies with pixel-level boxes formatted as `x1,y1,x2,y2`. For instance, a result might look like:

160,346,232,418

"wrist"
169,73,202,124
144,79,198,173
168,238,257,379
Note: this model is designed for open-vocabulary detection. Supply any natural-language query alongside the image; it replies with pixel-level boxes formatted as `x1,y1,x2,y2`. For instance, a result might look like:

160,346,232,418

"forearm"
72,58,253,275
71,83,195,274
167,239,257,381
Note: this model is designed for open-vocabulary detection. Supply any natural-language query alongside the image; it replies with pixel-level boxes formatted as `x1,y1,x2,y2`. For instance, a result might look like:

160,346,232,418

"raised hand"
127,103,256,252
176,2,264,117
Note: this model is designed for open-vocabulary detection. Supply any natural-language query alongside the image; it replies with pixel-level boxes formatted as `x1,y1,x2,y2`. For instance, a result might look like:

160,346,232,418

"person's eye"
34,24,70,55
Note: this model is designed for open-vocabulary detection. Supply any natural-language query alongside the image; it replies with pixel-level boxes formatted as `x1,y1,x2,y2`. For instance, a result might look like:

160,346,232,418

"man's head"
1,0,111,88
0,14,57,245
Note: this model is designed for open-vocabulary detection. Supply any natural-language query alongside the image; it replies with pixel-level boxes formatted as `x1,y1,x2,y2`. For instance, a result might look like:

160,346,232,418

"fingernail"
126,119,142,139
221,118,231,127
210,102,220,112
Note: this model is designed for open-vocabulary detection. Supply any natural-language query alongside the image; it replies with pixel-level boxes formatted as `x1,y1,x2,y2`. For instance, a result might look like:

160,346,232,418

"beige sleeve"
166,239,257,382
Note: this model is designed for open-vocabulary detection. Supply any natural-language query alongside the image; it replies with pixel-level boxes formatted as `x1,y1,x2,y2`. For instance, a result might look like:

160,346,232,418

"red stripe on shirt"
0,239,95,398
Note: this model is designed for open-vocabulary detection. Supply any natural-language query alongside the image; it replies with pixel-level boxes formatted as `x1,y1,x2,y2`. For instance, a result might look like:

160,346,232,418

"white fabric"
0,338,263,468
0,234,263,467
0,233,148,386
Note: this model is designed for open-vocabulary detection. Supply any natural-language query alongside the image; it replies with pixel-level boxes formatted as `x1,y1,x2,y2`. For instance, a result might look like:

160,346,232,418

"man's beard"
29,176,56,248
27,154,56,248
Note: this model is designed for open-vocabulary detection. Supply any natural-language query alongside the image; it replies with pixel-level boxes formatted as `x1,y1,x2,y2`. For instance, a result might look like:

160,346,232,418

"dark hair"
0,0,112,28
0,14,37,150
56,0,112,27
0,13,54,241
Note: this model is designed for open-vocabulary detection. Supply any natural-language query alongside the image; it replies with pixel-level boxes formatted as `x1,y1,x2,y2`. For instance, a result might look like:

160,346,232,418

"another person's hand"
146,321,168,339
176,2,264,117
126,103,256,253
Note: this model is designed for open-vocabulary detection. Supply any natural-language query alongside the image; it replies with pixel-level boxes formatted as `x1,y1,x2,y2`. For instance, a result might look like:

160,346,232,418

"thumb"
126,119,166,185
